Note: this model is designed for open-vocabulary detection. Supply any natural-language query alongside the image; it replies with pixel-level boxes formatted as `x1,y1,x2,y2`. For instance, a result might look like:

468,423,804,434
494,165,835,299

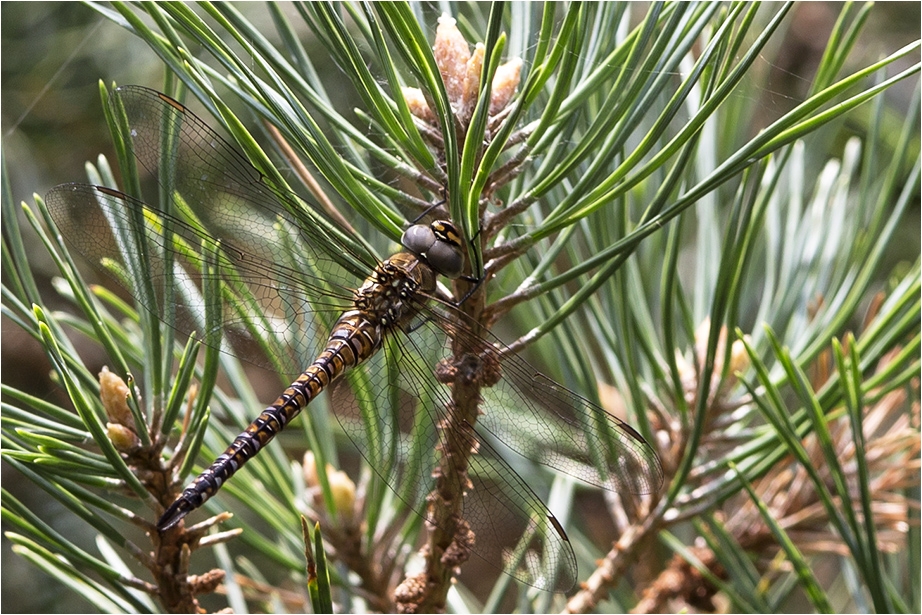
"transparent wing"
46,183,352,380
328,300,662,592
432,306,664,497
330,313,579,592
46,85,386,379
112,85,376,281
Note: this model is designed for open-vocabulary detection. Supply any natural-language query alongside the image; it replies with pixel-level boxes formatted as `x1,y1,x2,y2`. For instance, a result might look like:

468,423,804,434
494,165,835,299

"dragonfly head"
401,220,464,279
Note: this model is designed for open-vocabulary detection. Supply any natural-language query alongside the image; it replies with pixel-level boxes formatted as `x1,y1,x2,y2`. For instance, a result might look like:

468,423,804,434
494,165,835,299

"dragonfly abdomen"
156,312,382,530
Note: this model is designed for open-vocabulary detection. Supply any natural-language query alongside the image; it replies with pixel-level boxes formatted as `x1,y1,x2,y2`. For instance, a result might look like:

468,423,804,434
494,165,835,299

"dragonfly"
46,85,663,593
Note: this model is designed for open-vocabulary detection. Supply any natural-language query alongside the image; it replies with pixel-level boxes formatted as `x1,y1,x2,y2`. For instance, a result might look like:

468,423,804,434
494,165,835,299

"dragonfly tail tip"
157,497,194,532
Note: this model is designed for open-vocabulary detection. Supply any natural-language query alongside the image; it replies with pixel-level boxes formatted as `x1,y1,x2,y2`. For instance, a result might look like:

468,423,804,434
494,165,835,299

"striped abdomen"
157,310,382,530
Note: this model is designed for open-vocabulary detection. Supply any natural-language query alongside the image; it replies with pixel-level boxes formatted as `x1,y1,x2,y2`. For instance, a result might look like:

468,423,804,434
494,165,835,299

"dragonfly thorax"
354,252,436,330
401,220,464,279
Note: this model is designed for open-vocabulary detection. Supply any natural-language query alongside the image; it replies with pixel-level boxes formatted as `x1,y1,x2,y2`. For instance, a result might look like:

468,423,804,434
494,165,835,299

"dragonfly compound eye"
401,223,435,254
401,221,464,279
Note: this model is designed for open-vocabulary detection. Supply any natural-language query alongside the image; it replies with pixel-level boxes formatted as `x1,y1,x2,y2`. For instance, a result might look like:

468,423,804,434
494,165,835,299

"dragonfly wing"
450,421,579,592
323,313,579,591
111,85,377,280
46,85,388,380
427,303,665,497
46,183,350,380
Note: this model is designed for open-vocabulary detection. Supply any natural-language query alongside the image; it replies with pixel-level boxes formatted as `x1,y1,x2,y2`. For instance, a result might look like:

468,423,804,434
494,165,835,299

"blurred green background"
2,2,918,613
